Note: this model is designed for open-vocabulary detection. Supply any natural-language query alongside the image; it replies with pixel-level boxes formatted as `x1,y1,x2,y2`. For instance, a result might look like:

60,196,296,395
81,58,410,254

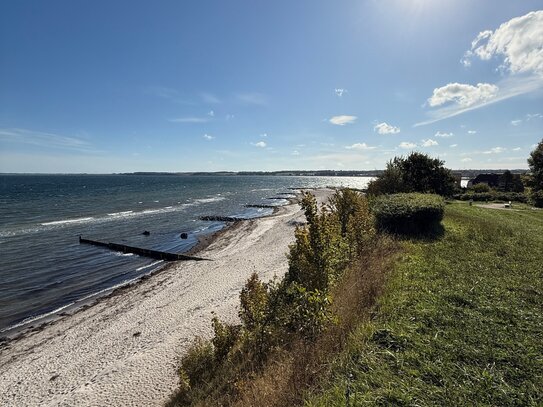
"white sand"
0,189,332,407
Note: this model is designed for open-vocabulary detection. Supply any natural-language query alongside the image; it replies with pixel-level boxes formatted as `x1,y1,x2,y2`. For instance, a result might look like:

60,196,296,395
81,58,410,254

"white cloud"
526,113,543,120
335,88,347,97
345,143,376,150
203,134,214,140
374,122,400,134
468,130,477,134
417,76,542,126
450,144,458,148
260,133,268,138
419,12,543,127
252,141,267,148
292,150,300,156
461,157,473,162
513,147,521,151
421,139,438,147
399,142,417,149
329,115,357,126
427,82,499,108
208,110,215,117
511,119,522,126
169,117,209,123
483,147,506,154
463,11,543,76
435,131,453,138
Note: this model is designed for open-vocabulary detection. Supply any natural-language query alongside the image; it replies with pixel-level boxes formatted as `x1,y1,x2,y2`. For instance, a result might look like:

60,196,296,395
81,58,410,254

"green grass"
305,203,543,406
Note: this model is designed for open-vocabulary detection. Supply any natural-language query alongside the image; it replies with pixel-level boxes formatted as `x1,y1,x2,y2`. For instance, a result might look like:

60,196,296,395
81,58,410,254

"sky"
1,0,542,173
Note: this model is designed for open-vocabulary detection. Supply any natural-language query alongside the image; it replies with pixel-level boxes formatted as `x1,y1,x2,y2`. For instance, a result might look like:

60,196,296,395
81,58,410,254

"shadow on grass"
380,222,445,242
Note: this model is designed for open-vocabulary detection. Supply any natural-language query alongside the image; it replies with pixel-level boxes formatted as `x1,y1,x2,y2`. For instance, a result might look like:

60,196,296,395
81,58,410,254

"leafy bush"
286,192,348,292
329,188,375,257
170,189,377,405
367,152,457,196
471,183,491,193
372,193,445,235
179,338,215,389
530,189,543,208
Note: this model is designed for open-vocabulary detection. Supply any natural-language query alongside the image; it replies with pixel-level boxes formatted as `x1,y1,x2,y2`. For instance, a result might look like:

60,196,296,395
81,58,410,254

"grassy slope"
306,203,543,406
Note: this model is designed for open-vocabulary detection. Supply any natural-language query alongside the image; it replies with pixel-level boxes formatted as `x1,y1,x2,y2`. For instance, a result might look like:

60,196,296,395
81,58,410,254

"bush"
453,191,528,203
530,189,543,208
169,189,377,405
367,152,457,196
372,193,445,235
471,183,491,193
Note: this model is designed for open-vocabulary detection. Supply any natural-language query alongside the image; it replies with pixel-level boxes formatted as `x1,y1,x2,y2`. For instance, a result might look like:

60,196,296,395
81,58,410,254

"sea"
0,174,373,336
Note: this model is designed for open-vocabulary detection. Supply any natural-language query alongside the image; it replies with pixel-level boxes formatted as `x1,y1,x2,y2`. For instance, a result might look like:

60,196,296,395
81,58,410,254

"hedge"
372,193,445,235
453,191,528,203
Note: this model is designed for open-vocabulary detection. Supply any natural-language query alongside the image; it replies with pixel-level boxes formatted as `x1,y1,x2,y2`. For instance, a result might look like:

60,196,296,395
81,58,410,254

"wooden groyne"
199,215,245,222
79,237,208,261
244,204,277,209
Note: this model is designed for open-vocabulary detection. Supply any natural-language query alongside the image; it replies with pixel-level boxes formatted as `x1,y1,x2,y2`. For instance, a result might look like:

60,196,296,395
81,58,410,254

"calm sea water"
0,174,373,334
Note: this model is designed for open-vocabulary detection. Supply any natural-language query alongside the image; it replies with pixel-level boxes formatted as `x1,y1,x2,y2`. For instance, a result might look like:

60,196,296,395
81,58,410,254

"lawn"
305,203,543,406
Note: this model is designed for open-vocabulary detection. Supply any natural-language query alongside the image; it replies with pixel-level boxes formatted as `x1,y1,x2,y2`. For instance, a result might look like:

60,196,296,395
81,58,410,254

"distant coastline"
1,169,530,177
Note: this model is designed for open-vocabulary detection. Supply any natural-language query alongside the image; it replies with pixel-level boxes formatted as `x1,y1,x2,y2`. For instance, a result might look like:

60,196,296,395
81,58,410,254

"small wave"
107,211,134,217
41,217,95,226
193,196,226,204
6,204,192,237
112,252,134,257
0,301,75,333
135,260,164,272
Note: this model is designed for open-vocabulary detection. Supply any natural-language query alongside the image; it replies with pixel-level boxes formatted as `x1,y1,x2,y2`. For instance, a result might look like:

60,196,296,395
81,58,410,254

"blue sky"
1,0,542,173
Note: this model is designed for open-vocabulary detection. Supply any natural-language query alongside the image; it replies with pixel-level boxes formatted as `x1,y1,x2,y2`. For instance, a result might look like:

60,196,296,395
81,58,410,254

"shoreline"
0,189,328,407
0,200,290,344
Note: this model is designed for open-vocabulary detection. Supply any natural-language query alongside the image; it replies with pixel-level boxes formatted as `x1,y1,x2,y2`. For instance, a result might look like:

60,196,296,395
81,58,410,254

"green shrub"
286,192,347,292
179,338,215,389
329,188,376,257
471,183,491,193
453,191,528,203
372,193,445,235
367,153,457,196
169,189,378,405
530,189,543,208
211,317,240,363
494,192,528,203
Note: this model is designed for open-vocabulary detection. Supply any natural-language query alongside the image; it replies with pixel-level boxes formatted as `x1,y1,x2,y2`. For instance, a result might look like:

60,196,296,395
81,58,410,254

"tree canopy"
367,152,457,196
528,139,543,191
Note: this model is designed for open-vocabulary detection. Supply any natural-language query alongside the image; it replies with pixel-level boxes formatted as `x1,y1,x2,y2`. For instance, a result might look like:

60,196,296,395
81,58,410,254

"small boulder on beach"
180,232,188,239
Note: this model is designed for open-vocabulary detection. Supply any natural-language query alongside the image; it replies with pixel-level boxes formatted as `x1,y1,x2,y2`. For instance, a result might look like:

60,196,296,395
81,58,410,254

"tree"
367,152,457,196
528,139,543,207
498,170,524,192
528,140,543,190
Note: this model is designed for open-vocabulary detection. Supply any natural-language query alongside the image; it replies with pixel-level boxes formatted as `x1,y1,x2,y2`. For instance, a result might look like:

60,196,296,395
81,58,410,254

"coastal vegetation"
167,189,393,406
305,202,543,406
372,193,444,235
366,152,457,196
527,140,543,207
168,149,542,406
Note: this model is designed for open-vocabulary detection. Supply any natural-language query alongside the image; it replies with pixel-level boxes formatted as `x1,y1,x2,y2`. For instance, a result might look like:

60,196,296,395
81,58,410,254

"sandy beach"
0,189,331,407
